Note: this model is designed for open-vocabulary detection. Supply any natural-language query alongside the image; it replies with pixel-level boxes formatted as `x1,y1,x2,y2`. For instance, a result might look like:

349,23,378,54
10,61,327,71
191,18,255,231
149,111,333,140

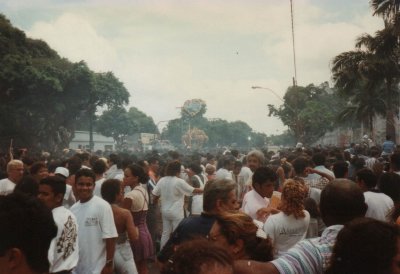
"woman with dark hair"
326,218,400,274
161,238,234,274
263,179,310,257
122,164,153,274
152,161,203,249
101,179,139,274
208,212,273,262
30,161,49,183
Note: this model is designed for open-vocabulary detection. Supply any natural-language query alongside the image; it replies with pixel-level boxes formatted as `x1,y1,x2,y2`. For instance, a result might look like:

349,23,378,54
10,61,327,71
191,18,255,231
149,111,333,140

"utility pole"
290,0,297,87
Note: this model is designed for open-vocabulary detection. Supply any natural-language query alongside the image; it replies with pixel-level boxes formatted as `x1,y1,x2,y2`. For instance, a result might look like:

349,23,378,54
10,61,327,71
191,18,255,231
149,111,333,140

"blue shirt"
157,213,216,262
382,140,395,155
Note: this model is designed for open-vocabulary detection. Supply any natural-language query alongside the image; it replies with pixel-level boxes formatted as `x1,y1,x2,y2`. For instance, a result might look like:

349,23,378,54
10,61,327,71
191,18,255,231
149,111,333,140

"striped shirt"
271,225,343,274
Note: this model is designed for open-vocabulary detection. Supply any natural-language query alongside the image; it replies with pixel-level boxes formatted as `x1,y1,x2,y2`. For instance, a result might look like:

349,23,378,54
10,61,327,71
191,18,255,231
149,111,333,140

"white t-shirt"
71,196,118,274
308,187,321,205
48,206,79,273
94,178,106,198
241,189,269,220
0,178,16,196
215,168,233,180
364,191,394,221
152,176,194,220
63,184,76,209
263,210,310,257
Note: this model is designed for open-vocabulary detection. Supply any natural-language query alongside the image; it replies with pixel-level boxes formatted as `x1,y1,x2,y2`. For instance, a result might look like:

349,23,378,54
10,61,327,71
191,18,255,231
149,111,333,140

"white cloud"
4,0,383,136
28,13,117,72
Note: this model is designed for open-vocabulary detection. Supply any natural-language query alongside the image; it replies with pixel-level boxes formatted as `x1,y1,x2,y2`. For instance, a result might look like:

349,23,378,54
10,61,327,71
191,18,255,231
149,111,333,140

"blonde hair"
7,160,23,173
278,179,306,219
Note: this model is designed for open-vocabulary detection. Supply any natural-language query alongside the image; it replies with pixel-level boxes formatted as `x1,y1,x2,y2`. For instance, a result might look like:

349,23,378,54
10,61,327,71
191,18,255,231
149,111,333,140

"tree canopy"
268,83,343,145
162,100,267,149
0,14,130,152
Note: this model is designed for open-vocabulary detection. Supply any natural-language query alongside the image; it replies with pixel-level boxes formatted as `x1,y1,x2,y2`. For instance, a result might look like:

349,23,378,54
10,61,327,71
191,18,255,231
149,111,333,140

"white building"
69,131,115,151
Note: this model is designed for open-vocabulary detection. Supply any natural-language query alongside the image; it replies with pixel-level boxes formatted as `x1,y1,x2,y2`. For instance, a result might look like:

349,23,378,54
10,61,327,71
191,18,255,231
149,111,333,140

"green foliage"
162,100,266,148
331,19,400,139
268,83,343,145
127,107,158,134
96,106,158,148
268,131,296,147
0,14,130,151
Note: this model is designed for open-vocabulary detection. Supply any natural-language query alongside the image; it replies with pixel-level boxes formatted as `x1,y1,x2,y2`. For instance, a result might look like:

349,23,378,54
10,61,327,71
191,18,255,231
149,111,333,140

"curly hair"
215,212,274,262
278,179,306,219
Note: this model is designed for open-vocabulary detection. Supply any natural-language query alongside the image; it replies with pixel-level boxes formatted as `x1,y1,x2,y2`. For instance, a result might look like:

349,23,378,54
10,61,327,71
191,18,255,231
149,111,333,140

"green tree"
268,83,342,145
96,107,135,149
163,100,265,148
127,107,158,133
331,28,400,139
0,14,130,151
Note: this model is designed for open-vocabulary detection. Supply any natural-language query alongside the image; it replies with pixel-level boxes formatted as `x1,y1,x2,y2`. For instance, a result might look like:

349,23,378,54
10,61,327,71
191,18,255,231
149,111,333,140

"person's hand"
256,207,280,222
305,167,315,175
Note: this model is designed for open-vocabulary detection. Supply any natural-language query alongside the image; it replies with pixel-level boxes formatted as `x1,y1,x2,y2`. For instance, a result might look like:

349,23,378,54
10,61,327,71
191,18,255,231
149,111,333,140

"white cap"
55,167,69,178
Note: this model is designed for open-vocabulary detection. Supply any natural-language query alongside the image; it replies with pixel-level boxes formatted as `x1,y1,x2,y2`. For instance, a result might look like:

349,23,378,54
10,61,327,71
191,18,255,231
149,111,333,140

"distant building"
69,131,115,151
126,133,158,152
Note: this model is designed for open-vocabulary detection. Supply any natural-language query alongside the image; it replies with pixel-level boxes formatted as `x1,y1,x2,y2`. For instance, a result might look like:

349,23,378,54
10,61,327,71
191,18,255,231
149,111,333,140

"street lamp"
251,86,285,103
251,85,299,113
251,85,302,143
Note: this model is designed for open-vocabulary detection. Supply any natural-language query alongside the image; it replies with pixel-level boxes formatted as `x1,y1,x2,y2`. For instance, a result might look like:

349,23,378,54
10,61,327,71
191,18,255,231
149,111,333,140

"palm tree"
332,27,400,139
337,84,386,138
371,0,400,23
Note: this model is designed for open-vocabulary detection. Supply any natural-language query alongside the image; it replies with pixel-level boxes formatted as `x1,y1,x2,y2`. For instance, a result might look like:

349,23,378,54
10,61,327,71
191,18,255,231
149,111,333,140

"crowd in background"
2,136,400,274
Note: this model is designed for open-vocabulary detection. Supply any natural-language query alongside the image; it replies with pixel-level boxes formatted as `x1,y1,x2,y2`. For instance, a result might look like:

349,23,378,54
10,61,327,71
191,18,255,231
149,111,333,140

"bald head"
320,179,367,226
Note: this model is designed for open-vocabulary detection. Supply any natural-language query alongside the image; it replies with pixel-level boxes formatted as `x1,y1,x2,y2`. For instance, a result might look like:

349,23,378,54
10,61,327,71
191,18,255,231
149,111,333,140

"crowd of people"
1,137,400,274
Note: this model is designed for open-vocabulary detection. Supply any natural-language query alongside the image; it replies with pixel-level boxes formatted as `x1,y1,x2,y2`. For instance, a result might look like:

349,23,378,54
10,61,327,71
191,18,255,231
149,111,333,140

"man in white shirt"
0,159,24,195
243,150,265,192
92,159,107,197
38,176,79,274
242,166,278,221
356,168,393,221
71,169,117,274
152,161,203,249
104,154,123,180
215,156,235,180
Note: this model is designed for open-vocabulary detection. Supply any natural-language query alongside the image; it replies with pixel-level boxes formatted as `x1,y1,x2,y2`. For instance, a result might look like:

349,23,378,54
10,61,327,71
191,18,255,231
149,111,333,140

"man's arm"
101,237,116,274
234,261,279,274
306,167,334,181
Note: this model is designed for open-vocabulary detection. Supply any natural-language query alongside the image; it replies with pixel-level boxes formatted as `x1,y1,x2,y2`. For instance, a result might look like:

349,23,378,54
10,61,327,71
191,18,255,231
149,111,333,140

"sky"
0,0,383,135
